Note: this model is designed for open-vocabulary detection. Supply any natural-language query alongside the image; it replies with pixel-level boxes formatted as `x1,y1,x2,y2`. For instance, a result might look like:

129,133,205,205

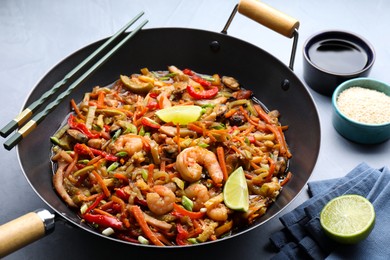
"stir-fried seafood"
50,66,293,246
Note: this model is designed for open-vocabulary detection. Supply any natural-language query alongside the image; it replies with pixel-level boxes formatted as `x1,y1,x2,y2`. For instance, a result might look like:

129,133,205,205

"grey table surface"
0,0,389,259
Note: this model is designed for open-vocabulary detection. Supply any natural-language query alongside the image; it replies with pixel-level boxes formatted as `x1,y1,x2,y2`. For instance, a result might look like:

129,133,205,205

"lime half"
155,105,202,125
223,166,249,212
320,194,375,244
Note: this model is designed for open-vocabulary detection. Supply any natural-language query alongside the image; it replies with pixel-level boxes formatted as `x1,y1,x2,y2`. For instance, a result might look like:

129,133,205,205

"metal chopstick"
3,19,148,151
0,11,145,138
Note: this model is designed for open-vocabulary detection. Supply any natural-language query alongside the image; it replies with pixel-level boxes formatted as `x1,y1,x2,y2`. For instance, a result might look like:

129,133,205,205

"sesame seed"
337,86,390,124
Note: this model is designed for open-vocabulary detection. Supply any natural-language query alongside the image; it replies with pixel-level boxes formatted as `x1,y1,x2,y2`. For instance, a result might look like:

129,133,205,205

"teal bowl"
332,78,390,144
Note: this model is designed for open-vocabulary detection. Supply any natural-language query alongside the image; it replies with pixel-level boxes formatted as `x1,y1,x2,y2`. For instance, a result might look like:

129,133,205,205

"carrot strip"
99,200,114,211
97,91,105,107
216,146,228,181
187,122,204,135
230,145,242,156
280,172,292,186
122,216,131,229
238,124,255,137
111,195,126,212
265,157,276,182
87,155,103,166
277,126,292,158
254,104,272,124
249,115,260,123
165,162,176,170
266,124,287,156
64,153,79,181
130,205,164,246
93,208,114,217
176,123,181,153
83,193,101,202
239,106,258,126
70,99,86,120
224,108,238,118
147,164,154,187
113,173,129,183
91,170,111,197
89,102,133,116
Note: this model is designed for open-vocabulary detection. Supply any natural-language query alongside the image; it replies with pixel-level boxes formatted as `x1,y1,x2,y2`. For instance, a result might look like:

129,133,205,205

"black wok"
0,0,320,256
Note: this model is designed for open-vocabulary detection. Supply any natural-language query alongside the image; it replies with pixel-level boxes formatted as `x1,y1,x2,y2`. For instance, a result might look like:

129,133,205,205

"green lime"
223,166,249,212
320,194,375,244
155,105,202,125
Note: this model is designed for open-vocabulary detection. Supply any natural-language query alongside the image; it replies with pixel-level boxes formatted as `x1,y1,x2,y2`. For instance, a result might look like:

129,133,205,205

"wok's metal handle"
222,0,300,70
237,0,299,38
0,209,55,258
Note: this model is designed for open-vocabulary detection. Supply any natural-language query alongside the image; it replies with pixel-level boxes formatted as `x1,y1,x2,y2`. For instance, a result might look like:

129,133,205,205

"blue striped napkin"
269,162,390,259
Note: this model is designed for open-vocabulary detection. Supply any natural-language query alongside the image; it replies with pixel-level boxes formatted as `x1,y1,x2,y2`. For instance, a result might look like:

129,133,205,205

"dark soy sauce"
308,39,368,74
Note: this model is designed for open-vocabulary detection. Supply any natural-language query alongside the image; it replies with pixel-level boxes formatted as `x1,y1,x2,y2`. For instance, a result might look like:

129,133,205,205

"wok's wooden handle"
0,209,55,258
238,0,299,38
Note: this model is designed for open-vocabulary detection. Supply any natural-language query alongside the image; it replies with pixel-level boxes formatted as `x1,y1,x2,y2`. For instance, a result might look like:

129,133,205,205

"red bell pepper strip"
115,187,130,201
183,69,212,87
74,143,118,162
83,213,123,230
146,99,159,110
68,114,100,139
187,85,218,100
172,203,206,219
84,193,105,214
176,223,190,245
141,117,161,129
182,68,194,76
192,75,211,87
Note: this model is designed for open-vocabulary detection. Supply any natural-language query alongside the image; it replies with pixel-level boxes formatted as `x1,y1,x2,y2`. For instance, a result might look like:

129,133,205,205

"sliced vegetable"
102,227,115,236
141,117,161,129
172,203,205,219
74,143,118,162
176,223,190,245
107,162,120,172
83,213,123,230
130,205,164,246
68,114,100,139
181,196,194,211
84,193,105,214
120,75,153,94
187,85,218,100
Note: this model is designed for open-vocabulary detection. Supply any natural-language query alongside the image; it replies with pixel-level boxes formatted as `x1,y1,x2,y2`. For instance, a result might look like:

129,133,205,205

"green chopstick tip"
0,120,18,138
3,132,22,151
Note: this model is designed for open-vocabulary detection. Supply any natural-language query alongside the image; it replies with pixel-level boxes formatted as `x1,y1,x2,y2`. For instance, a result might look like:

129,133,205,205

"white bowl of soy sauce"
303,30,375,96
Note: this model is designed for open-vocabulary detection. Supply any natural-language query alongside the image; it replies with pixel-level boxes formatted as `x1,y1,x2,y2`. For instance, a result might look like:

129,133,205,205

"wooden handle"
238,0,299,38
0,211,48,257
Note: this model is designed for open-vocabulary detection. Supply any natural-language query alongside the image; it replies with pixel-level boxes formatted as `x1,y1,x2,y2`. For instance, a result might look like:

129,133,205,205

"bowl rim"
303,30,376,77
332,77,390,127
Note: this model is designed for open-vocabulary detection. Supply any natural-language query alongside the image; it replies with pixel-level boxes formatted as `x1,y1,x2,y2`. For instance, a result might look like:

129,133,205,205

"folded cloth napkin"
269,162,390,259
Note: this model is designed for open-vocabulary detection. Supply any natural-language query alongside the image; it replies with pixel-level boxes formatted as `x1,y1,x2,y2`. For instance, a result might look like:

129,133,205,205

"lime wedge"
155,105,202,125
320,194,375,244
223,166,249,212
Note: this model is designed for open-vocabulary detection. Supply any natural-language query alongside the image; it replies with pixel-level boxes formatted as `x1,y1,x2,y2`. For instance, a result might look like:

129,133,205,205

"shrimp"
146,185,176,215
184,183,210,211
204,194,228,222
176,146,224,184
107,134,143,156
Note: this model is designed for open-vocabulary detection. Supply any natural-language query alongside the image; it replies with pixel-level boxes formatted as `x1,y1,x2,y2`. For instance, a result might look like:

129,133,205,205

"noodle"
50,65,292,246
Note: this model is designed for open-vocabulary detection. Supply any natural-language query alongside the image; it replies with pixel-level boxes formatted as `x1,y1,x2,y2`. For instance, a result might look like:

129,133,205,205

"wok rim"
16,26,321,248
